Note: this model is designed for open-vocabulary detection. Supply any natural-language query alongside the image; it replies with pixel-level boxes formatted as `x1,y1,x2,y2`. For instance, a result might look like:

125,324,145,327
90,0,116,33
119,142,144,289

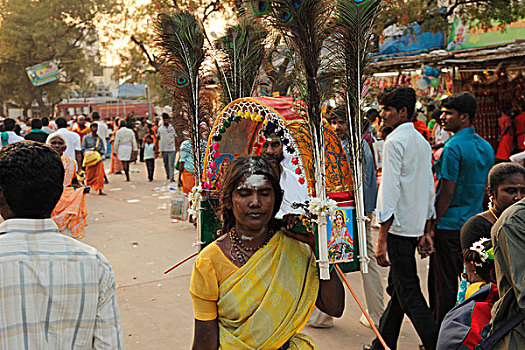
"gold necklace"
489,208,499,221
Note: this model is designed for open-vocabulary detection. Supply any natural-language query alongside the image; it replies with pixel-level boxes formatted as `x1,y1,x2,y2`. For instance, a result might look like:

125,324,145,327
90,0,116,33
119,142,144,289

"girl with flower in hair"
458,163,525,302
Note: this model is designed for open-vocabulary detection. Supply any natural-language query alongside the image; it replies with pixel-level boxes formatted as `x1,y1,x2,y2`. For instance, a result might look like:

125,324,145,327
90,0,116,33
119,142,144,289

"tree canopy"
376,0,525,37
0,0,116,116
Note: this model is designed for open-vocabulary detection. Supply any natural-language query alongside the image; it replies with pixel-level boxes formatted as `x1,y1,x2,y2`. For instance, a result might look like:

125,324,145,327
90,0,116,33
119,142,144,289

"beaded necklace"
229,227,273,266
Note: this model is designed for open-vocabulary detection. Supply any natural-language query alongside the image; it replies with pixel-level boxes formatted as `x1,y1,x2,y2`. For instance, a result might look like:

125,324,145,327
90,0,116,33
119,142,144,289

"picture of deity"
327,209,354,263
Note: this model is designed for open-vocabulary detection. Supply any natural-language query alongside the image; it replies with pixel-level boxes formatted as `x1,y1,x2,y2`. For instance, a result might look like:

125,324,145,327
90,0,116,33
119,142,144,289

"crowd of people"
0,111,191,237
0,86,524,349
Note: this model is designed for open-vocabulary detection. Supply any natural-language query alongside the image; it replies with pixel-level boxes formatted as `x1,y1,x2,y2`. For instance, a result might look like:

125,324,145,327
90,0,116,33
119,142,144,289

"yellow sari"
216,232,319,349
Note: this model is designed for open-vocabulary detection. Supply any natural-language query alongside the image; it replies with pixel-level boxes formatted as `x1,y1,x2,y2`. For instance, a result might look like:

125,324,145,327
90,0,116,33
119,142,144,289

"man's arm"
375,140,403,267
178,162,185,188
376,216,393,267
432,179,456,231
432,145,459,231
93,266,124,349
74,134,82,168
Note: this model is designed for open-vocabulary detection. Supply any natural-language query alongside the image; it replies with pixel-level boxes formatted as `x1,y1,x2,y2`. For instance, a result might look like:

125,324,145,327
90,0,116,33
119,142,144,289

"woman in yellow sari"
47,133,89,239
190,156,344,350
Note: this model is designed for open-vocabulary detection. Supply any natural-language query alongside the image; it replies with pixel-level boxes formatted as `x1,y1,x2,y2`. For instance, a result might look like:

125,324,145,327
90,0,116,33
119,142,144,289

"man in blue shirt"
430,92,494,327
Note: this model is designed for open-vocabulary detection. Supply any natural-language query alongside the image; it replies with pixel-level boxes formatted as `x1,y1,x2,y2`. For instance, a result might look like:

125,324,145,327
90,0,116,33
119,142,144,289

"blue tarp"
376,24,444,58
118,84,146,98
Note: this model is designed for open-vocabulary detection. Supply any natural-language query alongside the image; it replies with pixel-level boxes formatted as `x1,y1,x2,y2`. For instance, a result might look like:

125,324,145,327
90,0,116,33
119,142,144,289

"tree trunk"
23,106,30,118
35,90,50,116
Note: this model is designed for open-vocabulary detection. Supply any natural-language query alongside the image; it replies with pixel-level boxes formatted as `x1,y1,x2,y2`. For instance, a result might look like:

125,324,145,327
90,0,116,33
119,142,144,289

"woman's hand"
280,214,316,251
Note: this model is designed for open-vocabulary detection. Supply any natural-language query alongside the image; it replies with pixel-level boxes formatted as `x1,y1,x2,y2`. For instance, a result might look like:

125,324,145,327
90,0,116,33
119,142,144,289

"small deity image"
327,209,354,263
213,154,233,190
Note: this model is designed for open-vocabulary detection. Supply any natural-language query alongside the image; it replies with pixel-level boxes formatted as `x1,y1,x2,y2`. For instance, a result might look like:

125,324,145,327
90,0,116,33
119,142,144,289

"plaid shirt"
0,219,124,349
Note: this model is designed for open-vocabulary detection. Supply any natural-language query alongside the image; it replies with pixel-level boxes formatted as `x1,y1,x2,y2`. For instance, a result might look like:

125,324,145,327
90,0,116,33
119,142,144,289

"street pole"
145,65,153,122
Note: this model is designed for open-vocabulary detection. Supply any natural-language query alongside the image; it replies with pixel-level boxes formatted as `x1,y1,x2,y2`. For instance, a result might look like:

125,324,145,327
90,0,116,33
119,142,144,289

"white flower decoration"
470,237,491,262
308,197,338,223
187,185,203,219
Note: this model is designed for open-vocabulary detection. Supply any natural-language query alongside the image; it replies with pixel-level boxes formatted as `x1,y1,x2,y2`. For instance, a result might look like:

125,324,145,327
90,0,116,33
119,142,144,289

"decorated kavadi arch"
199,96,362,273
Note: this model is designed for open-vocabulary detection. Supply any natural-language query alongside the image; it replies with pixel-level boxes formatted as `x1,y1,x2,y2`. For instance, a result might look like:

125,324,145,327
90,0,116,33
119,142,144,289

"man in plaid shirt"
0,141,124,349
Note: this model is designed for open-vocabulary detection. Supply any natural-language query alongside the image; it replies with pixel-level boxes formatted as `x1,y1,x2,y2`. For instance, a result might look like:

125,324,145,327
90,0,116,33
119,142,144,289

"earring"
488,195,494,210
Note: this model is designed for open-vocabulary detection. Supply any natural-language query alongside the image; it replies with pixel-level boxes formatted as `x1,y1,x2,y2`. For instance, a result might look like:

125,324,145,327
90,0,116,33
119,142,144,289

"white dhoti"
117,144,132,161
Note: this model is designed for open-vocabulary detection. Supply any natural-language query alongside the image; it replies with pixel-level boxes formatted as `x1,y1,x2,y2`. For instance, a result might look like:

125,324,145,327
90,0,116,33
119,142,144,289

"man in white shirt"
0,141,124,348
157,113,177,182
261,132,308,219
41,117,54,134
55,117,82,170
365,86,438,350
1,118,24,147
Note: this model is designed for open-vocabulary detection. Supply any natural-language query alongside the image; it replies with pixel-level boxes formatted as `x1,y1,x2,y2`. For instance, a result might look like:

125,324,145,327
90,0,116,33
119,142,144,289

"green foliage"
376,0,525,37
0,0,116,116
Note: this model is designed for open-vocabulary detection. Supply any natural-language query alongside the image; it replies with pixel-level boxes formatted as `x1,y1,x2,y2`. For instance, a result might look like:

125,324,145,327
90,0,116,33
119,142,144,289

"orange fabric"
181,169,195,194
73,125,90,142
85,160,105,191
52,155,87,239
413,120,430,141
109,152,123,174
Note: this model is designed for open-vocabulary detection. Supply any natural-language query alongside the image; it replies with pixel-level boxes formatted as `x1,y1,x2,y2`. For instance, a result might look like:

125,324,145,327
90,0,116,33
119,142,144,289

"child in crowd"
437,238,498,349
144,135,156,182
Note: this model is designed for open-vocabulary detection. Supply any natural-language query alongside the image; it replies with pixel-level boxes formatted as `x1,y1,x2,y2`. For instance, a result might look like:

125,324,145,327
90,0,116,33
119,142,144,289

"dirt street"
80,158,428,349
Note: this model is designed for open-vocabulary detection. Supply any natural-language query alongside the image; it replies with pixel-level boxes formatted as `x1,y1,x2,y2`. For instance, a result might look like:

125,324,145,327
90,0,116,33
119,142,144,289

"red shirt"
515,112,525,150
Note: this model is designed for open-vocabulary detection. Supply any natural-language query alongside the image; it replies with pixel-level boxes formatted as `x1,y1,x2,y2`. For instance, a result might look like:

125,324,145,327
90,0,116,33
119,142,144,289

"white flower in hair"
470,237,490,262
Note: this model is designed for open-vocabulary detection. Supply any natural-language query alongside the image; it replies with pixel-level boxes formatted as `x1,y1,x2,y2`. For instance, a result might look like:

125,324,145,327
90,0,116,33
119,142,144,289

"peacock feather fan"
155,11,207,182
331,0,380,181
214,22,269,105
331,0,381,273
247,0,333,198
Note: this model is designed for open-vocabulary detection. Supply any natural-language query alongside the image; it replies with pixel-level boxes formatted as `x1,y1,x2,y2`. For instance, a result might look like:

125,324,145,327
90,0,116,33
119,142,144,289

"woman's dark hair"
463,239,494,283
377,85,417,120
487,162,525,196
220,155,283,233
119,119,127,128
41,117,50,126
441,92,478,123
0,141,64,218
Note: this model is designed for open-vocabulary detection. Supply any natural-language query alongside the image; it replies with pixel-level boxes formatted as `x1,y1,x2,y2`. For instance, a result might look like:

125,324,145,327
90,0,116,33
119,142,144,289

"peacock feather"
214,22,269,105
247,0,332,198
155,11,207,182
331,0,381,274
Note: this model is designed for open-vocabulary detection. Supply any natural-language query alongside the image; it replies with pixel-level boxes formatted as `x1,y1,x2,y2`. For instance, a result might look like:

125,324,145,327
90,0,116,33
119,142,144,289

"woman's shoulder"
194,240,237,285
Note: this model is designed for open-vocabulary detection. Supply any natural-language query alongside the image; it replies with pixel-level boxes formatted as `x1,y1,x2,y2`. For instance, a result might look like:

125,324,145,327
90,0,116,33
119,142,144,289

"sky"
97,0,229,67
